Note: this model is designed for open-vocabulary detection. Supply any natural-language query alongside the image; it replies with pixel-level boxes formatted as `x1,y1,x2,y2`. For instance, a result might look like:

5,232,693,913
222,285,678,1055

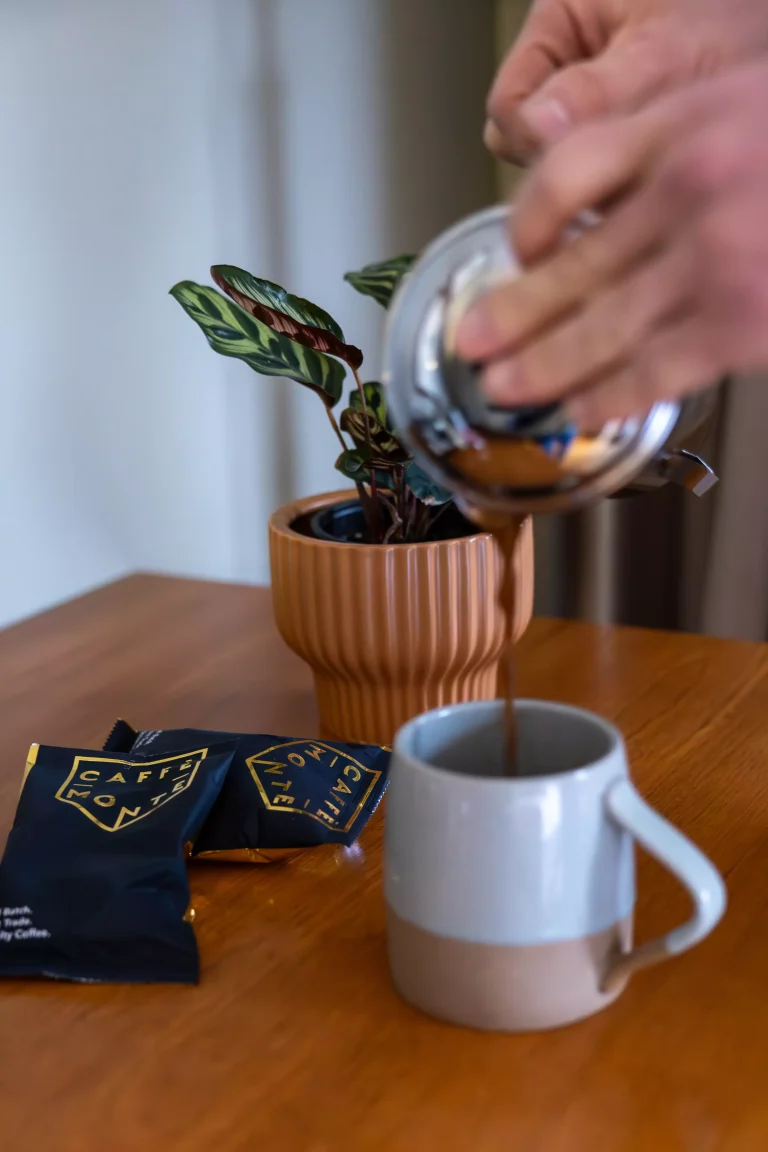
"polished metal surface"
383,205,717,516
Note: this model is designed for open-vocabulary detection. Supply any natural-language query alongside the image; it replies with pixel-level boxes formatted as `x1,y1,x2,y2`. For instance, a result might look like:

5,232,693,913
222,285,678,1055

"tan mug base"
387,906,632,1033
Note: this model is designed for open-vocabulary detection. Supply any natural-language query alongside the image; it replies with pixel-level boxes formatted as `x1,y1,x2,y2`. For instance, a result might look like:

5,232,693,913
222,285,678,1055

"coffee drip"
453,480,525,776
494,517,525,775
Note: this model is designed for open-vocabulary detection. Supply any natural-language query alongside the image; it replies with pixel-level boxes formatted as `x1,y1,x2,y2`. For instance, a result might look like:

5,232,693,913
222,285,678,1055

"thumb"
517,30,685,149
485,0,589,164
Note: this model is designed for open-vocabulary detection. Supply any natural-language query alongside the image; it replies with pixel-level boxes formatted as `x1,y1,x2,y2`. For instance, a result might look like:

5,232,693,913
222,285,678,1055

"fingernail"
519,97,571,146
483,360,523,403
454,305,496,359
483,117,505,153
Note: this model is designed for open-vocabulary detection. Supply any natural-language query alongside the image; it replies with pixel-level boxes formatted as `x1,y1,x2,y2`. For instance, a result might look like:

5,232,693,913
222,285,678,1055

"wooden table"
1,575,768,1151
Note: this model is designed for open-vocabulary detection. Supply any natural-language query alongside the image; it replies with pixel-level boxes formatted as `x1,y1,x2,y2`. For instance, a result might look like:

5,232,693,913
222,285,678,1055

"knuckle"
609,299,646,358
634,375,662,415
580,374,638,422
531,323,594,395
635,346,670,400
741,272,768,326
520,337,575,401
642,327,714,399
556,65,610,120
691,225,766,342
527,126,601,212
530,156,576,223
663,145,719,202
484,281,532,341
561,230,610,288
517,350,549,398
662,128,743,203
711,265,768,357
514,121,630,257
693,210,733,262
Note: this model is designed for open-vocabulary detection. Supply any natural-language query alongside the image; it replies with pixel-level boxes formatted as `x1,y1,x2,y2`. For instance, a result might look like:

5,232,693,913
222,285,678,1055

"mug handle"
601,778,727,993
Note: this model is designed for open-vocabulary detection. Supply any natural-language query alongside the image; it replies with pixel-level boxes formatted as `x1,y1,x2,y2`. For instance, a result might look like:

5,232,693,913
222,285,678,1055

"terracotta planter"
269,490,534,746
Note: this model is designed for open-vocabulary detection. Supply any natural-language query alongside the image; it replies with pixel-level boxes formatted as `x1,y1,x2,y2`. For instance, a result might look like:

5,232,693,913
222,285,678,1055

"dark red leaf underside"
213,277,363,369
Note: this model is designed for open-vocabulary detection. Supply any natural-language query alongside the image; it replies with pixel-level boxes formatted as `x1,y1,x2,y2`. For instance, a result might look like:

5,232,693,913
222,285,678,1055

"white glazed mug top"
396,697,620,781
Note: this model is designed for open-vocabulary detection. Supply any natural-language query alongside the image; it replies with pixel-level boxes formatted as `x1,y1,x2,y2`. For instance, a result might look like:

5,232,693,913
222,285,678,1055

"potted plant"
171,257,533,745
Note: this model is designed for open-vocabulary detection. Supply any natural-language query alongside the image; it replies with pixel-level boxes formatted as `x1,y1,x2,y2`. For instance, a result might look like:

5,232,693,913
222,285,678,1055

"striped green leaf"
340,406,409,462
170,281,346,406
211,265,363,370
344,254,416,308
335,448,371,482
334,448,397,490
212,265,344,337
349,381,391,430
403,461,452,505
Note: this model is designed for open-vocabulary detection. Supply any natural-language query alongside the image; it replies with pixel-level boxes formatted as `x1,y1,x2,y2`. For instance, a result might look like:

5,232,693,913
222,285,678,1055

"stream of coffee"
448,442,536,775
494,516,525,776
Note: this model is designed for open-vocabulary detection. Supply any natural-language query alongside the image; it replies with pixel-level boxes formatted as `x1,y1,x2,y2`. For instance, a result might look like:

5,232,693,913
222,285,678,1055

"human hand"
457,63,768,424
486,0,768,163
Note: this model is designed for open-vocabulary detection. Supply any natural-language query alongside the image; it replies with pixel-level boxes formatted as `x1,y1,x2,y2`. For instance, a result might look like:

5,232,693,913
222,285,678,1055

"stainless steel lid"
383,204,683,515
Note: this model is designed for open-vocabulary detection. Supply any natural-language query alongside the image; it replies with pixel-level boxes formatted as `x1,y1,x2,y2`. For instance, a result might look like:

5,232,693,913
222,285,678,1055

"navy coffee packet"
0,740,235,983
104,721,390,863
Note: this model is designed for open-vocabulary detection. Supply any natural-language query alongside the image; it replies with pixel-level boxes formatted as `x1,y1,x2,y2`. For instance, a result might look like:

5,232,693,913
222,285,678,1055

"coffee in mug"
385,699,726,1032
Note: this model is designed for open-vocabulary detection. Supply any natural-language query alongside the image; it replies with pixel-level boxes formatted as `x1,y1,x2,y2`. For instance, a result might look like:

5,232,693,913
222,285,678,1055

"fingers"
510,113,663,264
512,26,693,152
455,189,667,363
484,114,568,165
486,0,590,163
478,246,693,408
567,317,719,425
505,79,717,266
487,10,698,164
485,99,571,165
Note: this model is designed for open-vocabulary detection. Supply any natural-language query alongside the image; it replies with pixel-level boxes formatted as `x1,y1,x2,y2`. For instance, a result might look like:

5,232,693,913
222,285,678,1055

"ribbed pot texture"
269,491,534,746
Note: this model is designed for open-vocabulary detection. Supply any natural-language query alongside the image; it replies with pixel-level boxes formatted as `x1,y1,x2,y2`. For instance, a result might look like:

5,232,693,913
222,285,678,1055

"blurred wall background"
4,0,766,640
0,0,495,628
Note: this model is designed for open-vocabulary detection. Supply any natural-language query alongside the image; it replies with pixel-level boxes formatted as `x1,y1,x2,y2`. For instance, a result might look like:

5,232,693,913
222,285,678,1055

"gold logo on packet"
247,741,381,832
55,749,209,831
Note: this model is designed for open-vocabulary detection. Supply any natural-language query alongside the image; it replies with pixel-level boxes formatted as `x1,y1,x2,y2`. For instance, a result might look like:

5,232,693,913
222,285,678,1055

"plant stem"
351,366,374,451
395,466,406,529
403,486,418,542
324,403,348,453
356,482,379,540
351,367,388,542
324,400,378,540
369,471,383,543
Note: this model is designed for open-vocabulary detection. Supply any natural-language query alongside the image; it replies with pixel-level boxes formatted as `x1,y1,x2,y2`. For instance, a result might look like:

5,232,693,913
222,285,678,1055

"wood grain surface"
1,574,768,1152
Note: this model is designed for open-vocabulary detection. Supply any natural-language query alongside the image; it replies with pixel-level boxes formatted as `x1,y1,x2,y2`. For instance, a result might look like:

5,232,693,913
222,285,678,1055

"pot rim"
268,489,499,550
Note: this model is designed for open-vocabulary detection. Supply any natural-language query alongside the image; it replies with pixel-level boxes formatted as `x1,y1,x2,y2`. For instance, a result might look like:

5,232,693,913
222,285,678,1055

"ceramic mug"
384,699,726,1032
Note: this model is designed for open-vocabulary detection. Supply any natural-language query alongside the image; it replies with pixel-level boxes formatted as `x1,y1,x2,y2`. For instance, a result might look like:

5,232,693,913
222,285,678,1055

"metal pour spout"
663,449,719,496
622,448,718,498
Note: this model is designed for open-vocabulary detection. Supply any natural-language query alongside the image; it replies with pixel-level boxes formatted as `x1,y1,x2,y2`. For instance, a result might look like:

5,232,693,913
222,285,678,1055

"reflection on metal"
384,204,718,517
